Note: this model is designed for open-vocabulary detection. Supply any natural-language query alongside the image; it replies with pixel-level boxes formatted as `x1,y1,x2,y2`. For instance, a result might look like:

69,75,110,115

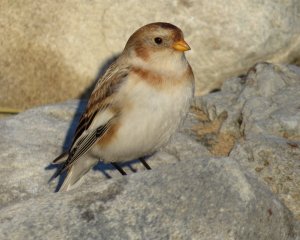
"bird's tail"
58,155,99,192
52,152,69,164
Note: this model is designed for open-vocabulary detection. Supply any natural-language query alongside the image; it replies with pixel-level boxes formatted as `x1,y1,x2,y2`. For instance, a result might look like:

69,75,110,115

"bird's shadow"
45,53,127,191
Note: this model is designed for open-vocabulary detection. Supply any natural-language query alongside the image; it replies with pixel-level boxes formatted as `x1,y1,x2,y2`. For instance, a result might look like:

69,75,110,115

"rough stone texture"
0,158,296,240
1,0,300,109
196,63,300,220
1,63,300,239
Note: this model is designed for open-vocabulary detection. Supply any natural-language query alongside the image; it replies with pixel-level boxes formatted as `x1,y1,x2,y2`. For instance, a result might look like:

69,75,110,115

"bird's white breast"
95,73,193,163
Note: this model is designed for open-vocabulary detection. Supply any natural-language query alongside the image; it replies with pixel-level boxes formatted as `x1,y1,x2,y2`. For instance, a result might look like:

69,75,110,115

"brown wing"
52,61,129,167
71,61,130,149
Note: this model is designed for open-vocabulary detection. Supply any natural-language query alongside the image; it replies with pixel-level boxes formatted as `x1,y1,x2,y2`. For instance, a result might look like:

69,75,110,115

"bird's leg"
140,157,151,170
128,165,137,173
111,162,127,175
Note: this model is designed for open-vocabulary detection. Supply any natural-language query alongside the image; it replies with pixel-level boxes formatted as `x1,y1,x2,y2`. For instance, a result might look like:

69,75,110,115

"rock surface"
0,158,296,240
0,63,300,239
196,63,300,220
1,0,300,109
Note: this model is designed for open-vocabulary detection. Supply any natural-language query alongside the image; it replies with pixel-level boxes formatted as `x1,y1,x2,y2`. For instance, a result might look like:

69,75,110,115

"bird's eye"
154,37,163,45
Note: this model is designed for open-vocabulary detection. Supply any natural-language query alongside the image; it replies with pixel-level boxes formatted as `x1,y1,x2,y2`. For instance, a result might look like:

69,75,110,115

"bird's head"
123,22,191,72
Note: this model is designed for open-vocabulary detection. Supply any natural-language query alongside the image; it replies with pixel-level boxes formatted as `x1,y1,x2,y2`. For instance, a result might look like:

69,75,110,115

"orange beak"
172,40,191,51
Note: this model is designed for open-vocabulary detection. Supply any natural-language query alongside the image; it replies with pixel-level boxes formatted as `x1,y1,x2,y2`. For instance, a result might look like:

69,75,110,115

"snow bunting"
52,22,194,191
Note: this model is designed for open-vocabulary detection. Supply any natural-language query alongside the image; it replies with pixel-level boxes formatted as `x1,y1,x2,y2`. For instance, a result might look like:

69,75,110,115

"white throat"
131,50,188,75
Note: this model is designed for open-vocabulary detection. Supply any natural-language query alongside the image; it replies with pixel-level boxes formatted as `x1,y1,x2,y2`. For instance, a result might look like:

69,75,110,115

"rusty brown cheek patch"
134,45,150,61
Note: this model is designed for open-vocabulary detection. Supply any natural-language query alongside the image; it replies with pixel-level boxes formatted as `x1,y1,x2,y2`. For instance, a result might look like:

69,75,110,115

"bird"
52,22,195,191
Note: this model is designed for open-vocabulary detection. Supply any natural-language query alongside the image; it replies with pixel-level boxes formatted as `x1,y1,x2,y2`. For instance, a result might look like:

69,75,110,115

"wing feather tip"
52,152,68,164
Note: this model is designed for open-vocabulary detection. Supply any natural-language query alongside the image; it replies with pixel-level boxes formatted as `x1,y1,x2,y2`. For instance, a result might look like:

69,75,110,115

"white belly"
92,80,193,163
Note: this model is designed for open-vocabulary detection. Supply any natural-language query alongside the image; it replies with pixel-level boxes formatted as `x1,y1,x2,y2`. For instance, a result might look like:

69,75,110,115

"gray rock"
0,157,296,240
1,0,300,109
1,63,300,239
196,63,300,220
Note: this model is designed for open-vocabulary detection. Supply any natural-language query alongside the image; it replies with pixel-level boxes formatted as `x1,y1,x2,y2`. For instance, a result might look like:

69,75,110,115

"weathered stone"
1,0,300,109
0,156,296,240
1,63,300,239
196,63,300,220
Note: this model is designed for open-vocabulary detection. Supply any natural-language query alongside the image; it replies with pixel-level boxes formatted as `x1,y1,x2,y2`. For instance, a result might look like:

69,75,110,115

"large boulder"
1,0,300,109
1,63,300,239
0,157,296,240
196,63,300,220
